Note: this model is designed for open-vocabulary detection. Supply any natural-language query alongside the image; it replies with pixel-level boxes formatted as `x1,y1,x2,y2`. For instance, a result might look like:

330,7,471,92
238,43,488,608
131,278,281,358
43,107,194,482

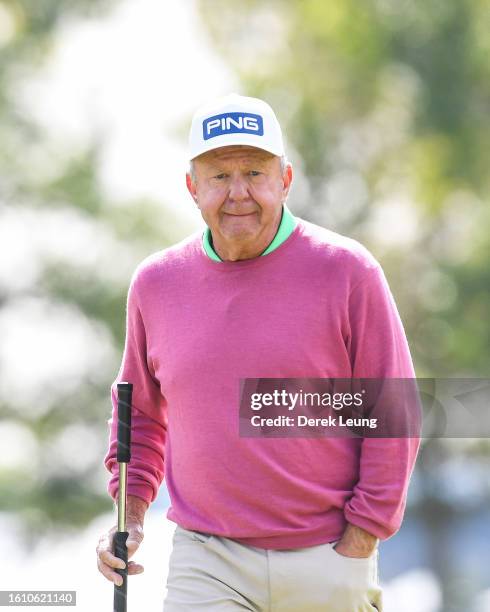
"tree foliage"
197,0,490,377
0,0,184,541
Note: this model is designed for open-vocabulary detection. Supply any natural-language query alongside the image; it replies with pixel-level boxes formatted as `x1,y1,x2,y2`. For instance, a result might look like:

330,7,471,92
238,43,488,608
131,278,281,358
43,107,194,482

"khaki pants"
163,526,383,611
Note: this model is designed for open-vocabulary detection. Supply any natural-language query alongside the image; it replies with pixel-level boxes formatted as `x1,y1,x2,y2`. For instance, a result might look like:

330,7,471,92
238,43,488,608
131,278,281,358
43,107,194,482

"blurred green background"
0,1,489,611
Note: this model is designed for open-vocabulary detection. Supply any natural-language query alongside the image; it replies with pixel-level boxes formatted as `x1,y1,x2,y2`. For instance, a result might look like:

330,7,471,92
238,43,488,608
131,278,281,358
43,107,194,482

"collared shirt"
202,204,297,262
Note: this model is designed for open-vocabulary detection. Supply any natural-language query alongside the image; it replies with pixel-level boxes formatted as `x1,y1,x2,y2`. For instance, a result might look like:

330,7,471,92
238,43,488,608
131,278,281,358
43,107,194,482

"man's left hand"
333,523,379,558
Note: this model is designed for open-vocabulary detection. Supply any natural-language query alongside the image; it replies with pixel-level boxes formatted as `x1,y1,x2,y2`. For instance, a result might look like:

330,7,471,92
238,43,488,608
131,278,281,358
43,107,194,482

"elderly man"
97,94,420,611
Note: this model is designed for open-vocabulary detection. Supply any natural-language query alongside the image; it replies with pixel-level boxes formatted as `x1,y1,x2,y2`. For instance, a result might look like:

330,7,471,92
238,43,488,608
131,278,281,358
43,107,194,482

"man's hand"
96,496,148,586
333,523,379,559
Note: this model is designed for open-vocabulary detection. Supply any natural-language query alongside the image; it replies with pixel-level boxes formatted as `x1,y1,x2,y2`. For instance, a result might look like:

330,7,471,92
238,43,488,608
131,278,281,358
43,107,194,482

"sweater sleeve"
104,273,167,505
343,265,421,540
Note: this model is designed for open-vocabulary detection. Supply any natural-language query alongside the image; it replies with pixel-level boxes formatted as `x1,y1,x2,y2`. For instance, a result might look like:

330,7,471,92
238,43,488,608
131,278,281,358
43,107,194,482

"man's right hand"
96,521,145,586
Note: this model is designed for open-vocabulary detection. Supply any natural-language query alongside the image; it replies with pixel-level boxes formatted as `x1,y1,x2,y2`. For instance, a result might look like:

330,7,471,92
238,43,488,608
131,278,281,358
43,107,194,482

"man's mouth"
224,212,256,217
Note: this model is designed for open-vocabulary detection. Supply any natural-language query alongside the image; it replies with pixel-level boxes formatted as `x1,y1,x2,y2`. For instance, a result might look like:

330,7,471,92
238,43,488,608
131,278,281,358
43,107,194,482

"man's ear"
282,163,293,200
186,173,199,205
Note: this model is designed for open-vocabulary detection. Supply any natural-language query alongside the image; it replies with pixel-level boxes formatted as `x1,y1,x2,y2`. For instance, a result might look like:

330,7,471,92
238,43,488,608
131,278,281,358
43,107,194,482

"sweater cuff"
108,480,155,506
344,506,399,541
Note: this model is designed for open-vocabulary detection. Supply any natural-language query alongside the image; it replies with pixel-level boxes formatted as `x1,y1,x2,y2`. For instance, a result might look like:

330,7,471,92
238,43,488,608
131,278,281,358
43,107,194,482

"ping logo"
203,112,264,140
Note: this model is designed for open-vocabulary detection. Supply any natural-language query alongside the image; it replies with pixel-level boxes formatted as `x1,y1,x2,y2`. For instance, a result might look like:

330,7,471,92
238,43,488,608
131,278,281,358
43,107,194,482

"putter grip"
117,382,133,463
113,531,129,612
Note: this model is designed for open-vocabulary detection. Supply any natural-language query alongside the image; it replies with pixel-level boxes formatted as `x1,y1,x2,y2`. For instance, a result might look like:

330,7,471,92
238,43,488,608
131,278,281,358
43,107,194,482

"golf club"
113,382,133,612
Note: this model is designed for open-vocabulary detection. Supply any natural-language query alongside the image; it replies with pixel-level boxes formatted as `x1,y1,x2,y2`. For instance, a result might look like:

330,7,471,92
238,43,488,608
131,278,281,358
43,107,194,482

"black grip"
117,382,133,463
113,531,128,612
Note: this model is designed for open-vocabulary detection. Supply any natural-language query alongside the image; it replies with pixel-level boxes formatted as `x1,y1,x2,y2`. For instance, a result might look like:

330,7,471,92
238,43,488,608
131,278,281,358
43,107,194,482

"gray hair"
189,154,289,184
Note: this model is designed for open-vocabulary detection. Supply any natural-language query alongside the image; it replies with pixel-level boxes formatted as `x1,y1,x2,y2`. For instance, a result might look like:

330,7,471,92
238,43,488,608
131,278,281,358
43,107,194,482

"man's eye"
249,171,261,176
215,173,227,180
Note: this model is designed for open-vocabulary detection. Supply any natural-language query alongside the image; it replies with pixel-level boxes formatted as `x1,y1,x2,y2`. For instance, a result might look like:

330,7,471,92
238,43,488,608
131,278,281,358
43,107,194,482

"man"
97,93,420,611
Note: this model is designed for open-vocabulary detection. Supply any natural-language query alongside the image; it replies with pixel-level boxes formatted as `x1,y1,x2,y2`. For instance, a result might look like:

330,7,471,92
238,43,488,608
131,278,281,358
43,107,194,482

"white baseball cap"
189,93,284,160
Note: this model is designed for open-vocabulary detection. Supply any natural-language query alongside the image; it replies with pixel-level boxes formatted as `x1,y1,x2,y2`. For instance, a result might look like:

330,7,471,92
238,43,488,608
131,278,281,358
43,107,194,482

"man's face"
186,146,292,250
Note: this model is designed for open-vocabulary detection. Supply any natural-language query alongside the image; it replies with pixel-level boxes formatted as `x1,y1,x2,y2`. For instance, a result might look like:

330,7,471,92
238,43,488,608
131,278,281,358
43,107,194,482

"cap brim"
190,138,283,161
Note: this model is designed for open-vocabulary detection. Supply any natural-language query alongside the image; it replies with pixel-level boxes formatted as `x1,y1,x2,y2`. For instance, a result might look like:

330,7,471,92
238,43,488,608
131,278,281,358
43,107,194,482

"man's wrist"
119,495,149,527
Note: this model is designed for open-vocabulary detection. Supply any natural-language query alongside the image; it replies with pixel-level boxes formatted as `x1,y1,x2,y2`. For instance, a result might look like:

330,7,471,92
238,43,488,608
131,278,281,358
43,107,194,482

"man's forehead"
197,145,276,165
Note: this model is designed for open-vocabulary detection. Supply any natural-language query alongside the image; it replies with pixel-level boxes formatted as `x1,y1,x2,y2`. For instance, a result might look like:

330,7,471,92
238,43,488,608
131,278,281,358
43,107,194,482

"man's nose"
228,175,249,201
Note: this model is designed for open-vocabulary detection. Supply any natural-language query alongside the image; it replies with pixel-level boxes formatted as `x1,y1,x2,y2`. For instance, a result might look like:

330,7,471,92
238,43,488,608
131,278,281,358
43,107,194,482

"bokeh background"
0,1,489,610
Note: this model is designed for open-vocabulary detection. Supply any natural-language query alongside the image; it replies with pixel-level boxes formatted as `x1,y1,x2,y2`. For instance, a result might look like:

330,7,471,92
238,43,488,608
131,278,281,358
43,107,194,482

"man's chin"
220,221,260,241
222,229,259,242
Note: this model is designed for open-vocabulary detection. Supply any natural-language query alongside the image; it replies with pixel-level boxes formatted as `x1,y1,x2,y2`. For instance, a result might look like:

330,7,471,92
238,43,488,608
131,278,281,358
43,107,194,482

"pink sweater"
104,218,420,549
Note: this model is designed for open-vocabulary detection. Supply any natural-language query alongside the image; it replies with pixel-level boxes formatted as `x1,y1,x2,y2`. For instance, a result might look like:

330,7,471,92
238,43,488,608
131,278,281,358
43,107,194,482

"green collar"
203,204,297,262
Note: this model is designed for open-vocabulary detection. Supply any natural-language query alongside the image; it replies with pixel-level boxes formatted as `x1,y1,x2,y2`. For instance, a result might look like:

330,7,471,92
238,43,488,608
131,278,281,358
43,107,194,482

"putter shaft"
117,462,127,532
